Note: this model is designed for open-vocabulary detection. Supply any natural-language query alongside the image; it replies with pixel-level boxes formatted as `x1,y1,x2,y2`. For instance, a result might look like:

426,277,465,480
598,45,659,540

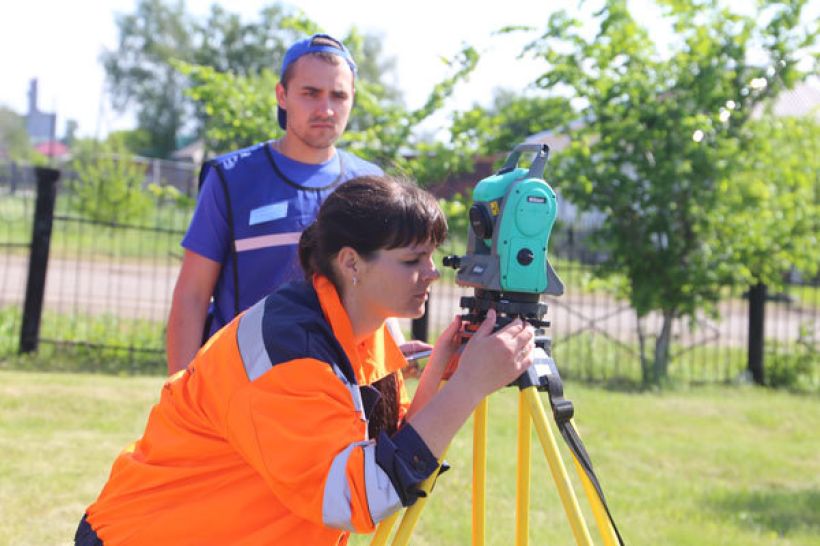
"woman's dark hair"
298,175,447,288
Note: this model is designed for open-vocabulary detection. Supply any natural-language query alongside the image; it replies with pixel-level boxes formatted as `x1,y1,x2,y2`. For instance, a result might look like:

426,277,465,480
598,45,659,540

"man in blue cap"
167,33,397,374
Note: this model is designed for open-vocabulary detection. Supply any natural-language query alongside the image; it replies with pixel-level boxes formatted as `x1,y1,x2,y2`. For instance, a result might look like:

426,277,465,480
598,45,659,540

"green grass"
0,306,166,374
0,371,164,545
2,370,817,545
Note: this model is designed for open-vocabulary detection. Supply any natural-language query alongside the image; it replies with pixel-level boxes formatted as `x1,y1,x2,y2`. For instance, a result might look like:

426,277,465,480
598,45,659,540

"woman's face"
355,240,441,320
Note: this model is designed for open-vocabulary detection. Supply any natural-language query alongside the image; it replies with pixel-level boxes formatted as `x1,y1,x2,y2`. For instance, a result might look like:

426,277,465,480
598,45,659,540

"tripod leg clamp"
516,345,575,424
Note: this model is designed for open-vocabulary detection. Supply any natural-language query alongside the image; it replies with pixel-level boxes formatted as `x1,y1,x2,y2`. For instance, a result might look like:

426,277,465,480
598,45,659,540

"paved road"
1,254,178,321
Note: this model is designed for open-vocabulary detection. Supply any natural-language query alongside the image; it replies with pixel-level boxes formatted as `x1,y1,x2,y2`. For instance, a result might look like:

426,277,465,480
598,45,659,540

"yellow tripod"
370,343,624,546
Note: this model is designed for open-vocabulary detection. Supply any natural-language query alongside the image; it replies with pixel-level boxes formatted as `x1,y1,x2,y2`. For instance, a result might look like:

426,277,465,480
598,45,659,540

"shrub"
68,138,152,225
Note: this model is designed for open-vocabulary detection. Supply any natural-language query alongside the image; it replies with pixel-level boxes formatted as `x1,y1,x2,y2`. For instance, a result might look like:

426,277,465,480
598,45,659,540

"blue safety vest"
186,141,382,338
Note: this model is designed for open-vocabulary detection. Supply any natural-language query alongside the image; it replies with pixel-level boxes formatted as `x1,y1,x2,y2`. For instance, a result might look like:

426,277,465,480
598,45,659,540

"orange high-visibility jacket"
85,275,438,545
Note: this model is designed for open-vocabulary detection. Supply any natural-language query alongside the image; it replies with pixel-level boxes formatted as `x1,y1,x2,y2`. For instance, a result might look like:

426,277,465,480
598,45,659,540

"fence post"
747,282,766,385
10,161,20,193
19,167,60,354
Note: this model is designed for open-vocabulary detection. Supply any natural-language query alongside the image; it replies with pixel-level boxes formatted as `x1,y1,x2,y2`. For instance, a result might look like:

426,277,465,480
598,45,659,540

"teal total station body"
456,144,563,296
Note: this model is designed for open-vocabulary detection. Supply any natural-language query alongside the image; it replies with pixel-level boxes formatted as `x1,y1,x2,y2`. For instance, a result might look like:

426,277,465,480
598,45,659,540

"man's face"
276,55,355,150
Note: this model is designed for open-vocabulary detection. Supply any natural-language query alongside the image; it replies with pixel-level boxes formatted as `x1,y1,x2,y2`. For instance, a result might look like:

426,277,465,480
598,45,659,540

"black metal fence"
0,162,191,373
1,162,817,386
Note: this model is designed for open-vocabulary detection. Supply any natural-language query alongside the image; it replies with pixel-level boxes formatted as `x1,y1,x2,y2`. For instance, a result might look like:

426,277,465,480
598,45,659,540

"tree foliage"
515,0,817,383
102,0,194,158
103,1,401,159
451,90,573,157
69,136,152,224
717,114,819,288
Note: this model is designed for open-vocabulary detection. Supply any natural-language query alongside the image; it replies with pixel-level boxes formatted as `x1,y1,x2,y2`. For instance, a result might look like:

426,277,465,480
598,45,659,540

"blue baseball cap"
277,33,357,130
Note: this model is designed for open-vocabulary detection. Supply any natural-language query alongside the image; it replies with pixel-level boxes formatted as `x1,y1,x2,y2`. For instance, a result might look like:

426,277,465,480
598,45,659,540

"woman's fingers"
401,340,433,356
474,309,497,337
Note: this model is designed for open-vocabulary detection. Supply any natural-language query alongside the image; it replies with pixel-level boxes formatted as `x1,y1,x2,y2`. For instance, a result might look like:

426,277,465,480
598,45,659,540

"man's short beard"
291,124,341,150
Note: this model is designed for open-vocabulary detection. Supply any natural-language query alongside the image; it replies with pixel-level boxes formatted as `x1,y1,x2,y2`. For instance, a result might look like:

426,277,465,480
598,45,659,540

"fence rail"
1,163,817,386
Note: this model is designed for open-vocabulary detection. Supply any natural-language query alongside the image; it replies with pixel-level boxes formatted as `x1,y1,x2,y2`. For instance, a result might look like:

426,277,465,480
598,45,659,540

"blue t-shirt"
182,141,382,336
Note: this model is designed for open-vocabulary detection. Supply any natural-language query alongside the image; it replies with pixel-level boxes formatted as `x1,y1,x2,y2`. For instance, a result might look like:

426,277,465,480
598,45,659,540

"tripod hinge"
550,398,575,423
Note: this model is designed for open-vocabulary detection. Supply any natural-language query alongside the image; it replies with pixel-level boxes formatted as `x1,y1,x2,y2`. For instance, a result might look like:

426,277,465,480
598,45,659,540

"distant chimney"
25,79,57,144
28,79,39,114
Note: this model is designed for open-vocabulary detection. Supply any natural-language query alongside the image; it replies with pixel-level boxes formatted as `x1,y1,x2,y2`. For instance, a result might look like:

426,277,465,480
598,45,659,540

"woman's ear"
335,246,361,287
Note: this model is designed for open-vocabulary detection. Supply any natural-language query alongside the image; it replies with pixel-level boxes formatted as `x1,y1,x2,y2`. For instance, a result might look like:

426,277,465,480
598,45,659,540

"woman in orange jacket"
75,175,535,545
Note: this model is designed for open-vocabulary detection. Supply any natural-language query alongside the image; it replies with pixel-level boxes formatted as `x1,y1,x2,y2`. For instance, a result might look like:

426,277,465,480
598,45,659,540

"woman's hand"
405,309,536,458
424,314,463,380
451,309,535,403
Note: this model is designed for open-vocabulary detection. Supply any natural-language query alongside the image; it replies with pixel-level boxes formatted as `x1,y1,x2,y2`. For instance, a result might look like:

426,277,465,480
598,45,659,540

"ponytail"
298,222,320,279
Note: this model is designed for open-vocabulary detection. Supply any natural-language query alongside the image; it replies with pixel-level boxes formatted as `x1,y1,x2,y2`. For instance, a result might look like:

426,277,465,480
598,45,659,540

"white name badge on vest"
249,201,288,226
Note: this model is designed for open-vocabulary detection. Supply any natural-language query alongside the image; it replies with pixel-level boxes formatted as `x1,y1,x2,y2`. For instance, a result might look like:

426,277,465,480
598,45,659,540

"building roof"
755,80,820,119
34,140,70,158
170,139,205,164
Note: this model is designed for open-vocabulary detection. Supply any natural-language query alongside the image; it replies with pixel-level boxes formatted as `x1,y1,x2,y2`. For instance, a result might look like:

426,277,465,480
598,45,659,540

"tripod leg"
569,420,620,546
383,395,489,546
369,511,400,546
515,391,531,546
522,386,594,546
473,397,488,546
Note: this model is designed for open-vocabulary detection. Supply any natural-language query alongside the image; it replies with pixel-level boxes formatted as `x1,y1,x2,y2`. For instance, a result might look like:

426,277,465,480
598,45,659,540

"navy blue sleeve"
374,424,439,506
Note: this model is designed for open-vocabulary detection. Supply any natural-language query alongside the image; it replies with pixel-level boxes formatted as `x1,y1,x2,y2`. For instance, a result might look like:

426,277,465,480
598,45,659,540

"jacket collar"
312,275,405,385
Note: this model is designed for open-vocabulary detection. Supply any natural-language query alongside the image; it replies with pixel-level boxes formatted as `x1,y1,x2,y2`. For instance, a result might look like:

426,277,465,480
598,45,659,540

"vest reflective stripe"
322,441,363,530
234,232,302,253
362,442,402,522
236,301,271,381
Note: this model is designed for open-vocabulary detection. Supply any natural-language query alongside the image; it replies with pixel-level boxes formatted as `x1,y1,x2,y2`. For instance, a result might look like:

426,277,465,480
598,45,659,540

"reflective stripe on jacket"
85,276,437,545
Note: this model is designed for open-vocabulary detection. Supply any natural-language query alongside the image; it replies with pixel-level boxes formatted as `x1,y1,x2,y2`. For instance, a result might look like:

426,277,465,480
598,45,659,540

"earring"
352,276,358,287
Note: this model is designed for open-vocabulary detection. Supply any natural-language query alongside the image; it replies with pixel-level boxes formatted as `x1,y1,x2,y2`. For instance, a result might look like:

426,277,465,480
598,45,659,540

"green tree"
343,44,481,185
516,0,817,384
191,4,307,76
451,90,572,156
102,0,194,158
179,64,280,155
102,1,309,158
105,129,154,156
717,114,819,289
